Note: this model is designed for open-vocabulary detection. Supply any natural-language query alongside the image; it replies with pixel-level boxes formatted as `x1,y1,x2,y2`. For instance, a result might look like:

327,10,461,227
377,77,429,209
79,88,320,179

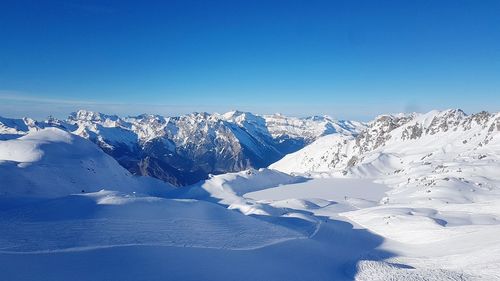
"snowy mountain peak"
222,110,249,118
271,109,499,181
69,109,120,123
1,109,365,185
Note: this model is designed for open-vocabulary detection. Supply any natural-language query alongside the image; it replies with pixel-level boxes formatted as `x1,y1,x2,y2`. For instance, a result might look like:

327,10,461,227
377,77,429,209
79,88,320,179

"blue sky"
0,0,499,120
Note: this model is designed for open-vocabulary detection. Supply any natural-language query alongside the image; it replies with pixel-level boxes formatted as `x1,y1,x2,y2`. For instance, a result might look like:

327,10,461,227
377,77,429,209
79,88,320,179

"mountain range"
0,110,364,186
2,108,498,190
271,109,500,204
1,108,500,280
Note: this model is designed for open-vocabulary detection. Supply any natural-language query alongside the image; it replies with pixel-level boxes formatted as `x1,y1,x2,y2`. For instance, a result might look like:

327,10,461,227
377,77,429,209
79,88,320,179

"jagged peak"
222,111,264,127
433,108,467,118
69,109,119,122
368,113,415,130
222,110,258,119
223,110,246,116
187,111,213,119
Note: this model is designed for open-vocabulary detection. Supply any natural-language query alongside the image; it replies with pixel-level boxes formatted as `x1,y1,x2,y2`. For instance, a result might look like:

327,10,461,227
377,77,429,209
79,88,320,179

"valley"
0,108,499,280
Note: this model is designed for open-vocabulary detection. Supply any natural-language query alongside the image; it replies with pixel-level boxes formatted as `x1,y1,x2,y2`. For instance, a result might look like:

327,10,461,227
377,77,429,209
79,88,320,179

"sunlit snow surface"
0,176,479,281
1,117,500,280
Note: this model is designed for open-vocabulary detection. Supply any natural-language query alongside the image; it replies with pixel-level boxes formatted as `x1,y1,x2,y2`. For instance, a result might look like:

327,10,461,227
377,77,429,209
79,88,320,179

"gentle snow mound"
0,128,172,198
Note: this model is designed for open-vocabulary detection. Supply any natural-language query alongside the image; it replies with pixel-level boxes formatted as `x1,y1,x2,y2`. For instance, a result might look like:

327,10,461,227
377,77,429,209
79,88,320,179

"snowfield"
0,109,499,280
0,191,303,253
269,109,500,280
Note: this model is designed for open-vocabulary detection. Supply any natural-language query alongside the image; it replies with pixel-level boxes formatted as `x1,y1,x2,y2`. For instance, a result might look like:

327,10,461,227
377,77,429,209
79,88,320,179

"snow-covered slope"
0,110,363,186
0,128,172,198
270,133,357,173
272,109,499,180
263,113,364,144
269,109,500,278
2,109,500,280
0,190,302,252
178,168,306,215
0,116,40,140
271,108,500,216
0,185,394,281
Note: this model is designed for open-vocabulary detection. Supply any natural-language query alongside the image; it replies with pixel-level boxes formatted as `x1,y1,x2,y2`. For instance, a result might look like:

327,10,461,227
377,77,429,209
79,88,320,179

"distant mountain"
0,110,364,186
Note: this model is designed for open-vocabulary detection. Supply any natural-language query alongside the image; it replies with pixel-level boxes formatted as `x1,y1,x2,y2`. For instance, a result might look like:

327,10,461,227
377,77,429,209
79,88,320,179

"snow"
266,109,500,279
0,128,172,198
262,113,365,141
269,133,357,173
176,168,306,215
0,191,302,253
0,116,38,140
245,178,388,204
0,174,481,281
0,166,393,280
1,109,500,280
0,110,365,186
0,218,390,281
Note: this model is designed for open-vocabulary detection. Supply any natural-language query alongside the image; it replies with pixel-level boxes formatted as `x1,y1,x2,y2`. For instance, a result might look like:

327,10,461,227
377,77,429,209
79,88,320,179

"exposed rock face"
425,109,466,134
271,109,500,180
401,123,423,140
0,110,364,186
355,114,416,153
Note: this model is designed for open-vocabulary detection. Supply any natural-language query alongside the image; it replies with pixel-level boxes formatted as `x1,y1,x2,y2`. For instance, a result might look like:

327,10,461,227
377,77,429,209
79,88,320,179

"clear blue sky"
0,0,499,120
